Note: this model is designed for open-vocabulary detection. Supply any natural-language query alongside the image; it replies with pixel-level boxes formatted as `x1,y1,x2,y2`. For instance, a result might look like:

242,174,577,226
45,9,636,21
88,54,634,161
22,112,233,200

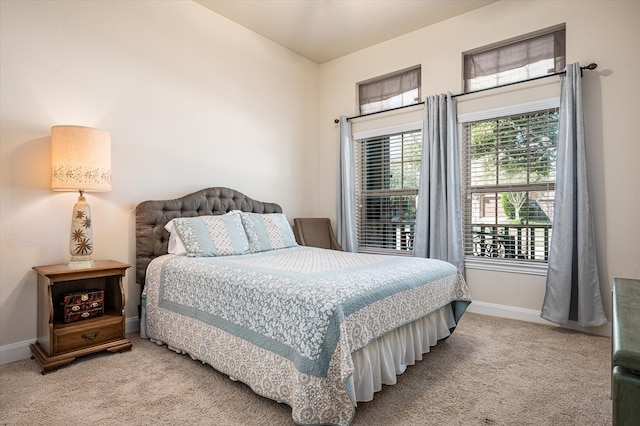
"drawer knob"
82,331,100,340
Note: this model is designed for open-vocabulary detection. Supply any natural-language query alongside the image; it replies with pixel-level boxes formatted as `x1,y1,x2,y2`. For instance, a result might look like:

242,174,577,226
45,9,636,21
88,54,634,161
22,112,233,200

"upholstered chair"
293,218,343,251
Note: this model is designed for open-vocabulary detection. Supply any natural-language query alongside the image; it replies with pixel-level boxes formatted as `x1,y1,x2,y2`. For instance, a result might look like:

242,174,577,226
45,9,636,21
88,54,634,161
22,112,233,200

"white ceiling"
194,0,498,64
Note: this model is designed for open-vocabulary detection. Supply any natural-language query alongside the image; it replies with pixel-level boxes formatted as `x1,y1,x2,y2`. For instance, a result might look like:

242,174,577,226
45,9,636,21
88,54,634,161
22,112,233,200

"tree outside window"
463,108,558,261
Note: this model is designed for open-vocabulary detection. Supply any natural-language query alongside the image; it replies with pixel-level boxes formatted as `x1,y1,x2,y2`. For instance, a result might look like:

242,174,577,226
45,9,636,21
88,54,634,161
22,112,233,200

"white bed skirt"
351,304,456,402
141,295,456,404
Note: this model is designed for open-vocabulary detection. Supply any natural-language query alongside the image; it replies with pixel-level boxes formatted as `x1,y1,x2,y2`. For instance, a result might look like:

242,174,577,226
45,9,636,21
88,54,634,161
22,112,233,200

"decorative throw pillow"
240,212,298,253
170,215,250,257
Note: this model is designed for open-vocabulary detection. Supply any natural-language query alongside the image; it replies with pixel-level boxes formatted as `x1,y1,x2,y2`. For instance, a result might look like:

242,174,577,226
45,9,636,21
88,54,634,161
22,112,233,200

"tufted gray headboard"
135,187,282,288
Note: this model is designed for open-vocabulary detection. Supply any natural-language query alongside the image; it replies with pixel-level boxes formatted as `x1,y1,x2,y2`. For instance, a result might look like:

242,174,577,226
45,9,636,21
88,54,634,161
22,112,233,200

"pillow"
169,215,250,257
165,220,187,255
240,212,298,253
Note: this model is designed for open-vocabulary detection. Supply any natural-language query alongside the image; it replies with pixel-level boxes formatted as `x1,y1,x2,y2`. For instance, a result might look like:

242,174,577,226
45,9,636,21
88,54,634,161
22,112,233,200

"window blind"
355,130,421,255
461,107,559,262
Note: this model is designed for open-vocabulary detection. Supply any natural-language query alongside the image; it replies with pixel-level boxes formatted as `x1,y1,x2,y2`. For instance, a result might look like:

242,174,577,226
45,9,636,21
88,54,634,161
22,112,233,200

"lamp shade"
51,125,111,192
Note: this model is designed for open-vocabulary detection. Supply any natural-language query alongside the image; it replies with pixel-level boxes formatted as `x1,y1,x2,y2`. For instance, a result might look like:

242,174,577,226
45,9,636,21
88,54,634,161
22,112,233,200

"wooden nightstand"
30,260,132,374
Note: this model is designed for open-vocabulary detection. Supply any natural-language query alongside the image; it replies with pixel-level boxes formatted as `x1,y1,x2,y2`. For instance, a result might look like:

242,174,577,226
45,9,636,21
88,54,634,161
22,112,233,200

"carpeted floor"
0,313,612,425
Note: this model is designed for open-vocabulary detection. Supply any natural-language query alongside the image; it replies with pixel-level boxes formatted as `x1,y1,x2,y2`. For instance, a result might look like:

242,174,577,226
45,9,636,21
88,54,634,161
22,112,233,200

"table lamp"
51,125,111,268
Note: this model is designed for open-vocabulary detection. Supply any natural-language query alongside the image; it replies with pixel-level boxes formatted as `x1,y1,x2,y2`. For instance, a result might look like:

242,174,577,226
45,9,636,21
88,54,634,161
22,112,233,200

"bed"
136,187,471,426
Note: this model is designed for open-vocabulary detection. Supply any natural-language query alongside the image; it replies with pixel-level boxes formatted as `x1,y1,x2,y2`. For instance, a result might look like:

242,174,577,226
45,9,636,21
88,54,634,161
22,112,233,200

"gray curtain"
541,63,607,327
337,115,357,252
413,94,464,274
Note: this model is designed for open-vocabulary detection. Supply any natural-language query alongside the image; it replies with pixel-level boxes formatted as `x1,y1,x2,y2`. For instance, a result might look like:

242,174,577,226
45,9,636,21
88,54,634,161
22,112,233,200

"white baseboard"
0,316,141,366
466,300,611,337
126,316,140,336
0,338,36,366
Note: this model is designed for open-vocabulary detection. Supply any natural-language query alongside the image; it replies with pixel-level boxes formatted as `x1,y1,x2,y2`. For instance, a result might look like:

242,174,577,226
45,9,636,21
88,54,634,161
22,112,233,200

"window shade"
359,67,421,115
355,130,421,255
464,28,565,92
461,107,559,262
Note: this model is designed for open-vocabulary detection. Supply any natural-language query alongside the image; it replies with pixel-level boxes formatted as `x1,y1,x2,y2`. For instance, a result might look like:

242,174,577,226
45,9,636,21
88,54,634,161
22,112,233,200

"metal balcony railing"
468,223,552,261
358,222,415,255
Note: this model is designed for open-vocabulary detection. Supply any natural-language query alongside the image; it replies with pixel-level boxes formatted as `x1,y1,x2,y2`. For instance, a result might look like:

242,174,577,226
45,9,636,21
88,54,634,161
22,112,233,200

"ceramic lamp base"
69,191,94,266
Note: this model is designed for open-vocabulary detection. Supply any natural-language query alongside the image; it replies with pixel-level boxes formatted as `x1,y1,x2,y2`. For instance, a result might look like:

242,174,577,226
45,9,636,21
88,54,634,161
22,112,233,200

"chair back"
293,218,343,251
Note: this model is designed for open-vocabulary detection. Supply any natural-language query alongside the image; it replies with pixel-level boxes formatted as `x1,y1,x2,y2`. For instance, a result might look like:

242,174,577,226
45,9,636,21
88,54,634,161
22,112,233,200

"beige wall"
2,0,638,363
0,0,318,360
318,0,640,333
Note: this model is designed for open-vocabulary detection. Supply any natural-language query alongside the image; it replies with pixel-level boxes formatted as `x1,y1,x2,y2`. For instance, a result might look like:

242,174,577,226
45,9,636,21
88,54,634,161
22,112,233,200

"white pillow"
165,220,187,255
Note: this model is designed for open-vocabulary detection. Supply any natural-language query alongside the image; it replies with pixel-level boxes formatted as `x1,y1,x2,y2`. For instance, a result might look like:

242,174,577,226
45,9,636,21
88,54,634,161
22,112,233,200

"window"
463,26,565,93
358,66,421,115
355,128,422,255
460,101,559,266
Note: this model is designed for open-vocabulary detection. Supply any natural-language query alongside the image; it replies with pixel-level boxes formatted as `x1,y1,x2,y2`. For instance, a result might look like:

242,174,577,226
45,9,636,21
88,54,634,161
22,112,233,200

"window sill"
359,248,413,257
464,257,548,276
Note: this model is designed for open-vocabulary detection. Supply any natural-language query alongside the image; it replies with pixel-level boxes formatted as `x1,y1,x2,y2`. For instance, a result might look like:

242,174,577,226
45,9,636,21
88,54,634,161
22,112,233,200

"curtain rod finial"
584,63,597,70
334,119,340,124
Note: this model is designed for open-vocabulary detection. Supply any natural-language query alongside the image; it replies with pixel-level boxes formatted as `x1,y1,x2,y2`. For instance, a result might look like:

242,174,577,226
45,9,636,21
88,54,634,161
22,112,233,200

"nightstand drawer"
54,316,123,354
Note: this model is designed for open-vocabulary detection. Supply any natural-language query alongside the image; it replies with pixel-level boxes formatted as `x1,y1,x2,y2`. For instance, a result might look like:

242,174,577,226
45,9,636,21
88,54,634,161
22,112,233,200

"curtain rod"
333,63,598,124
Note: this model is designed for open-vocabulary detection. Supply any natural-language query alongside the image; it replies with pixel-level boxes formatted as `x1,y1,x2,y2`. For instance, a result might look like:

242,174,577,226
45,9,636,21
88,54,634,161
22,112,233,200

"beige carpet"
0,313,612,425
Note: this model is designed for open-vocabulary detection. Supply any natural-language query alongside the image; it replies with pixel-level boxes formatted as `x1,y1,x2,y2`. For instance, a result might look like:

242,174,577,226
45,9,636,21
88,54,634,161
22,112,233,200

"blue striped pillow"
240,213,298,253
170,215,250,257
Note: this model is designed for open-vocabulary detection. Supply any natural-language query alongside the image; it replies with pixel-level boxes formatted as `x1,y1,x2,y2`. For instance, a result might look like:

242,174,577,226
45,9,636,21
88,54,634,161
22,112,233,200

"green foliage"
500,192,552,224
501,193,516,219
469,110,559,184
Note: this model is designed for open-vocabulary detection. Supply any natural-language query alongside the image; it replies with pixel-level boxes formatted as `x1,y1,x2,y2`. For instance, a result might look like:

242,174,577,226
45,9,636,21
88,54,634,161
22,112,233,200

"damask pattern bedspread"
144,246,471,425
